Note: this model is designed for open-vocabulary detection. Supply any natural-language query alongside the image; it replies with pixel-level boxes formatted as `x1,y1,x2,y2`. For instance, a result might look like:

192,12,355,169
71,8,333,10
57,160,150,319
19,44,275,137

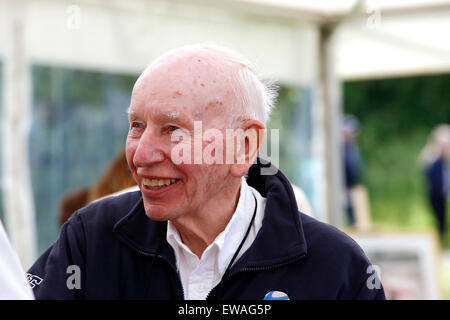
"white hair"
151,43,278,127
419,124,450,166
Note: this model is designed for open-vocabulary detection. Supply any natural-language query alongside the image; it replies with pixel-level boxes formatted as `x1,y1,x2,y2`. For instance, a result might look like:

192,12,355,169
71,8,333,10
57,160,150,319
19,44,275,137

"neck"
170,177,242,258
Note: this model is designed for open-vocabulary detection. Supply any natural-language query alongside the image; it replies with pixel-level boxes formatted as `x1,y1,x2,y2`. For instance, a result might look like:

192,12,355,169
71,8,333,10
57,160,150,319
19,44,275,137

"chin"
143,202,178,221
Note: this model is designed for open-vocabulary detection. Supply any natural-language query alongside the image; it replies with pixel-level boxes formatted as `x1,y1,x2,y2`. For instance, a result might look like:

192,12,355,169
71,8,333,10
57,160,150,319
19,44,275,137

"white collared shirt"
166,177,266,300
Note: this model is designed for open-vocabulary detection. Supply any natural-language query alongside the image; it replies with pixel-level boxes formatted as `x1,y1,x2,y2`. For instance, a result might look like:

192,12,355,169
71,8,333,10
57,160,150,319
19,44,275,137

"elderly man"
28,44,384,300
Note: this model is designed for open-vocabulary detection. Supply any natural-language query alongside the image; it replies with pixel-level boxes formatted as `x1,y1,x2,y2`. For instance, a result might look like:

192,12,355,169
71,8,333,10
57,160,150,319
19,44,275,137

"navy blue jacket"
28,162,385,300
425,157,449,197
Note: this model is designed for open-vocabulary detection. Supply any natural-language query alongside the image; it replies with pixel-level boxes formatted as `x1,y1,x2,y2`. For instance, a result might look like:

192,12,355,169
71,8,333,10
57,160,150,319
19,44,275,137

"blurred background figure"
420,124,450,240
58,187,90,227
342,114,372,230
292,184,314,217
342,114,362,225
58,149,137,226
86,149,137,203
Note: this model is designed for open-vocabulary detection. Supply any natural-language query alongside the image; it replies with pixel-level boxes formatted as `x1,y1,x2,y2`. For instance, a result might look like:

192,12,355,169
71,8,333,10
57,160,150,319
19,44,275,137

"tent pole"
2,0,37,269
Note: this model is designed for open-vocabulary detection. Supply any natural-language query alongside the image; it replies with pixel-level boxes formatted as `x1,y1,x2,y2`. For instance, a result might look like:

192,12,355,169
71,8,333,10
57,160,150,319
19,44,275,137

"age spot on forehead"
172,90,183,98
203,97,224,115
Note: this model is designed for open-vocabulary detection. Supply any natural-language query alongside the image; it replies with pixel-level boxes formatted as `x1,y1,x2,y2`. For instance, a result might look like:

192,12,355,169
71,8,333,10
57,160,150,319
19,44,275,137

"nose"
132,128,166,168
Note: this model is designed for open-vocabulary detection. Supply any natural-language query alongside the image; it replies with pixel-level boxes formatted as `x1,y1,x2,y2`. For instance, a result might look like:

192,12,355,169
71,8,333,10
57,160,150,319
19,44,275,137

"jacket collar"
112,198,176,266
243,159,307,267
113,159,308,269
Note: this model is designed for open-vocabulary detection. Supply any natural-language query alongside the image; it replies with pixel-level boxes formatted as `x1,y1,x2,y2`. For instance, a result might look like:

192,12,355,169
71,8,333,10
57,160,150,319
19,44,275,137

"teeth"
142,178,177,189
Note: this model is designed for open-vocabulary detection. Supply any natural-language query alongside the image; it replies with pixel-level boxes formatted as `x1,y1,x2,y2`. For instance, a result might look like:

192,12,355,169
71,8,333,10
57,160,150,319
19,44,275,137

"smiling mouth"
142,178,178,190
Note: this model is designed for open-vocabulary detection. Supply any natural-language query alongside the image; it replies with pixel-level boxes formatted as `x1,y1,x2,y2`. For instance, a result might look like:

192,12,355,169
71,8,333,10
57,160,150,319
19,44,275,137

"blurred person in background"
86,149,137,204
342,114,363,226
58,149,137,226
0,219,34,299
420,124,450,240
58,187,90,227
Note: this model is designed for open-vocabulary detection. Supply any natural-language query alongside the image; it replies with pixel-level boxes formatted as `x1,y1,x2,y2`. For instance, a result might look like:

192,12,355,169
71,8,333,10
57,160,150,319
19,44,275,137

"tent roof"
335,1,450,80
232,0,450,80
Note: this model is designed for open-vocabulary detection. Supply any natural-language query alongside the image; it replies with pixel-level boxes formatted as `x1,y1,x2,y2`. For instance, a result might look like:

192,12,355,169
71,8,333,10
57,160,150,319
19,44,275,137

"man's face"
126,53,239,221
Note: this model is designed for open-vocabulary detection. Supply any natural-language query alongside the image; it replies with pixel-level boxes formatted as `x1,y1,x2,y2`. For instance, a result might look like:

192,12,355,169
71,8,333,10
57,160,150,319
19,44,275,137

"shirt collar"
166,176,256,276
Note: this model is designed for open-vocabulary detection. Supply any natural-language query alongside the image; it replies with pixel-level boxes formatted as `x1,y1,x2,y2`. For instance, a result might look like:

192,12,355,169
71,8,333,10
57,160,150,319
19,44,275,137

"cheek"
125,139,138,172
202,164,229,189
176,163,218,186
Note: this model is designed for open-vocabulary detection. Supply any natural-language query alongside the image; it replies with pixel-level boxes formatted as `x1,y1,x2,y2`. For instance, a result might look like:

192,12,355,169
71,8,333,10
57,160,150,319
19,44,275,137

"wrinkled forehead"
131,51,238,125
138,49,236,93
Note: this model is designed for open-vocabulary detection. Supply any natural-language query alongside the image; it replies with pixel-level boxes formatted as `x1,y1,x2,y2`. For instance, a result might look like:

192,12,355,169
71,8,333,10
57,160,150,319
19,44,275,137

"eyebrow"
126,107,136,117
127,107,192,127
155,111,192,128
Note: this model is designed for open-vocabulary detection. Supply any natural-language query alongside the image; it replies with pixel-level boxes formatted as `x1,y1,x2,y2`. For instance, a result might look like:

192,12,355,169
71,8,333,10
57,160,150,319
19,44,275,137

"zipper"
134,248,185,300
206,253,306,300
159,254,186,300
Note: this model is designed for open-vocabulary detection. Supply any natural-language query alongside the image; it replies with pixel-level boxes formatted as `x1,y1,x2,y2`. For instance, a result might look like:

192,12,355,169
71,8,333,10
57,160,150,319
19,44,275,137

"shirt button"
197,283,205,293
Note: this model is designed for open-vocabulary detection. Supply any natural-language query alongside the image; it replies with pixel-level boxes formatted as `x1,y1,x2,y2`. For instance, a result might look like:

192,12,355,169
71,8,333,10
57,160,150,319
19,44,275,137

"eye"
128,121,145,137
163,125,181,134
168,125,180,132
131,121,144,129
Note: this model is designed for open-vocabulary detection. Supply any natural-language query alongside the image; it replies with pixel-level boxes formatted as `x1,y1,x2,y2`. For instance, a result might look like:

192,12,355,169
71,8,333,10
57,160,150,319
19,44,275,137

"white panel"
4,0,318,85
0,1,9,57
336,8,450,80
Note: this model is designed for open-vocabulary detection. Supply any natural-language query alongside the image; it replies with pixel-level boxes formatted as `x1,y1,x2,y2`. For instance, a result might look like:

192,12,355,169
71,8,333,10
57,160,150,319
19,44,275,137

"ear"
229,120,266,178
